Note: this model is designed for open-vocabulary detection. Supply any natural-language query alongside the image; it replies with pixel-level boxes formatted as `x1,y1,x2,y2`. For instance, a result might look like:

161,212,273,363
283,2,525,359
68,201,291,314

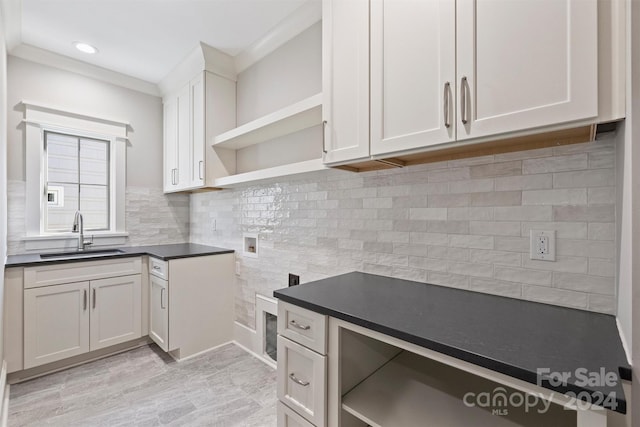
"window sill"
22,232,129,252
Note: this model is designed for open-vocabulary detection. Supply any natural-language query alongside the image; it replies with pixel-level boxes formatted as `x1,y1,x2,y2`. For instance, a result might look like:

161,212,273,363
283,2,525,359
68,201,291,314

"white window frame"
22,101,129,251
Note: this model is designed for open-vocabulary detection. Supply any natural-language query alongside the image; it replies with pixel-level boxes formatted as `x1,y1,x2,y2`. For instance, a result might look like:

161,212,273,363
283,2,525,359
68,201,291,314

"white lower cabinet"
24,274,141,369
278,401,315,427
277,336,327,427
24,281,90,369
90,275,142,351
149,274,170,352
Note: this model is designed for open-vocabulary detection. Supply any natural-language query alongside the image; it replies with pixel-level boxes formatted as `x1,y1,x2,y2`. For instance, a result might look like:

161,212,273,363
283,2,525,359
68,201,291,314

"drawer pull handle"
161,288,166,309
289,320,310,331
83,289,87,311
153,266,161,270
289,373,309,386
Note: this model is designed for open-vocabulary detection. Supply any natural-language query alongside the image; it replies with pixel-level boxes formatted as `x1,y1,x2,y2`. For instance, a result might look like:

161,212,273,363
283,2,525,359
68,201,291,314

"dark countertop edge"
5,244,235,267
274,290,628,414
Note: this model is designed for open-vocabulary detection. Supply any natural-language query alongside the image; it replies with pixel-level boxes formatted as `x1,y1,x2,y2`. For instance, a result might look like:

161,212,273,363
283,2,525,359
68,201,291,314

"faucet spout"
72,211,89,251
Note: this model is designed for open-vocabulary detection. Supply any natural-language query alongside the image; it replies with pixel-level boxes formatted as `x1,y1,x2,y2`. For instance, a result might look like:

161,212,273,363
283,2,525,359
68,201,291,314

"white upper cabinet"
322,0,371,165
370,0,456,155
176,83,191,190
456,0,598,140
323,0,607,165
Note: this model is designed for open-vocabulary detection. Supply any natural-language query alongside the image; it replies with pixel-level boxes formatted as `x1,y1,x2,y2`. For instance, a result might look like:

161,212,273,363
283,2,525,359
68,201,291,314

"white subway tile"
523,154,588,174
523,285,588,309
553,169,615,188
589,258,615,277
393,243,429,257
587,294,616,314
470,160,522,178
428,193,470,207
522,256,588,274
588,188,616,205
428,245,470,261
553,272,615,295
553,205,615,222
469,277,523,298
378,231,411,243
409,208,448,221
494,237,529,253
495,174,553,191
495,206,553,221
448,261,493,278
450,179,494,194
588,223,615,241
428,167,470,182
410,232,449,246
522,189,587,206
469,191,522,207
409,256,449,272
494,267,552,285
469,249,522,266
426,220,469,234
520,222,587,239
469,221,521,236
448,235,494,249
448,207,494,221
363,197,393,209
427,272,469,289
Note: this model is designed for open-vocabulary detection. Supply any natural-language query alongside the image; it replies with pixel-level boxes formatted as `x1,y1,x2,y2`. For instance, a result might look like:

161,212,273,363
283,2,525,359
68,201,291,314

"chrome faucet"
72,211,93,251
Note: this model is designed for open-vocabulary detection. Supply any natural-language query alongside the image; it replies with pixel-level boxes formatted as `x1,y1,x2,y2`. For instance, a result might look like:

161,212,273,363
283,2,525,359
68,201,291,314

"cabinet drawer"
24,257,142,289
278,302,327,355
277,336,326,427
149,257,168,280
277,401,315,427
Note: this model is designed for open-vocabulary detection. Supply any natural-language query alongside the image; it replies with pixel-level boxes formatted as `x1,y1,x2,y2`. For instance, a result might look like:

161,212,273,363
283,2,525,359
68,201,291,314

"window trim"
22,101,129,250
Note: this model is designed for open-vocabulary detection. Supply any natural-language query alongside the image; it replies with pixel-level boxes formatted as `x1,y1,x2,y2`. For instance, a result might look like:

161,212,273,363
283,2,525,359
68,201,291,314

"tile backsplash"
6,182,189,254
191,136,617,329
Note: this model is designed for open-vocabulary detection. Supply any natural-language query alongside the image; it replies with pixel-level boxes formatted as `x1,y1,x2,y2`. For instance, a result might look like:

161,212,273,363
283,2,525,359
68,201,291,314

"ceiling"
16,0,310,83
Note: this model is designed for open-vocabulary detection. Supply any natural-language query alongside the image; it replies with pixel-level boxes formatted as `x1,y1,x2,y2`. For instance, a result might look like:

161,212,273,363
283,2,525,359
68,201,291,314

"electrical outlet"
288,273,300,287
530,230,556,261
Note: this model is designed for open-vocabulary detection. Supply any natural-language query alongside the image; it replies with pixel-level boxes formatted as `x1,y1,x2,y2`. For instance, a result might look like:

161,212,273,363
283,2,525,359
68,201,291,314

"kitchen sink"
39,249,125,259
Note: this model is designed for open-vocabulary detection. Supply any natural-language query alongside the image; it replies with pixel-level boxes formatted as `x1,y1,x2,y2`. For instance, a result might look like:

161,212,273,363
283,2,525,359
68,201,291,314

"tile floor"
8,343,278,426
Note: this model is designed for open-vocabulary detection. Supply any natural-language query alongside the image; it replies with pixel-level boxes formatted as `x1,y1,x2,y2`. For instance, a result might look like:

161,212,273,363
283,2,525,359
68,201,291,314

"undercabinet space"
340,330,575,427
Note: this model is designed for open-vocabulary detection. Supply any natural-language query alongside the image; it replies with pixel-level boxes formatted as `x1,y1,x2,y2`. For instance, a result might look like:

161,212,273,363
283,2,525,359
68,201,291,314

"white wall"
6,56,163,188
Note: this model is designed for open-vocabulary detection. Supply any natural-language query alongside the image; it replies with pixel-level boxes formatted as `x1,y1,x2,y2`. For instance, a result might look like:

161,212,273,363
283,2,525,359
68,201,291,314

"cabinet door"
190,73,205,188
24,282,90,369
456,0,597,140
176,83,191,190
149,275,169,352
163,97,179,192
90,275,142,351
322,0,371,165
370,0,455,156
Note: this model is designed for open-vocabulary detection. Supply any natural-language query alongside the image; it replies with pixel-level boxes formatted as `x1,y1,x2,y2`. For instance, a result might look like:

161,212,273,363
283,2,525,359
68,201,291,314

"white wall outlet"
530,230,556,261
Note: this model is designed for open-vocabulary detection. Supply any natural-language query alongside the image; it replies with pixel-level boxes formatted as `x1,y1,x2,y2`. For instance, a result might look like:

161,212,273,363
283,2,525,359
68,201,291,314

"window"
45,131,110,232
23,102,128,250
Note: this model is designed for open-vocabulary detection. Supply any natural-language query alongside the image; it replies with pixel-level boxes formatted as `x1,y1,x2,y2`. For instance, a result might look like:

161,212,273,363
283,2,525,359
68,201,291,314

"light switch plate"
530,230,556,261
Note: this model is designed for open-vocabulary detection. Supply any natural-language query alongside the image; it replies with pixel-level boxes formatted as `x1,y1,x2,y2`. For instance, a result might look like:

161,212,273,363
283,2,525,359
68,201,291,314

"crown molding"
10,44,161,96
233,0,322,74
0,0,22,50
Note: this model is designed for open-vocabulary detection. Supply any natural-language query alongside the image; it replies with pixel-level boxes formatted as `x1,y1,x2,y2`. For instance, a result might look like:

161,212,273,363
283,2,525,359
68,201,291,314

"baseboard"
233,321,276,369
0,361,8,427
168,340,234,362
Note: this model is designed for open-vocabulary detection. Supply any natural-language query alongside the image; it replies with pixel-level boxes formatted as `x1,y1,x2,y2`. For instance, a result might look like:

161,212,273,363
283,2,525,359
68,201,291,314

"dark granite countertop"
274,272,631,414
5,243,234,267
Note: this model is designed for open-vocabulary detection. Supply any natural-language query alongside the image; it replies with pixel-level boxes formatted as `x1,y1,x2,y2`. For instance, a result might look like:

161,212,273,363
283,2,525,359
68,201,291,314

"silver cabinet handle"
83,289,87,311
460,76,468,125
170,168,176,185
93,288,96,309
161,288,166,309
289,320,310,331
289,373,309,386
153,265,161,270
322,120,328,154
198,160,204,180
443,82,451,129
174,169,179,185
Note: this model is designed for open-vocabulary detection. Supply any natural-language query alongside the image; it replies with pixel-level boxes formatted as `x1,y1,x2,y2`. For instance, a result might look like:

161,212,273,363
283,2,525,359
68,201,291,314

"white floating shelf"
342,351,571,427
213,158,327,188
212,93,323,150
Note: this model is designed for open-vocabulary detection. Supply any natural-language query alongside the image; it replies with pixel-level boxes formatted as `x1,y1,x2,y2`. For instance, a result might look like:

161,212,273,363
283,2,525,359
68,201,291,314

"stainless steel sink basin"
40,249,125,259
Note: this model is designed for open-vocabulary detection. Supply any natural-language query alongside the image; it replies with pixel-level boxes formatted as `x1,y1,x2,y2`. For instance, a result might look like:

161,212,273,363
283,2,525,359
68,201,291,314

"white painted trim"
234,1,322,74
0,0,21,51
616,318,632,364
159,43,236,97
167,340,234,362
213,158,327,188
20,101,130,129
9,45,160,96
233,321,277,369
22,234,128,252
0,361,7,427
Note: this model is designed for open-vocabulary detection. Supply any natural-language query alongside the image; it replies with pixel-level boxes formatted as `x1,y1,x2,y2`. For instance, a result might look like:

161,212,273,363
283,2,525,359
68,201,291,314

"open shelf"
212,158,326,188
341,351,574,427
212,93,322,150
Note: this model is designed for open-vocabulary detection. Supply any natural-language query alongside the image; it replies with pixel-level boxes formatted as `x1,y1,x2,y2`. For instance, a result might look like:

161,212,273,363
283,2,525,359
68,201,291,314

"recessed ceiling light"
73,42,98,54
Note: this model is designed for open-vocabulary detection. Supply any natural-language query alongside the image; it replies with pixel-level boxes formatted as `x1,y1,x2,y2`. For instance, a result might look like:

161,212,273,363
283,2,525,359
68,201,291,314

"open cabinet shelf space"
213,158,326,188
212,93,322,150
341,351,575,427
